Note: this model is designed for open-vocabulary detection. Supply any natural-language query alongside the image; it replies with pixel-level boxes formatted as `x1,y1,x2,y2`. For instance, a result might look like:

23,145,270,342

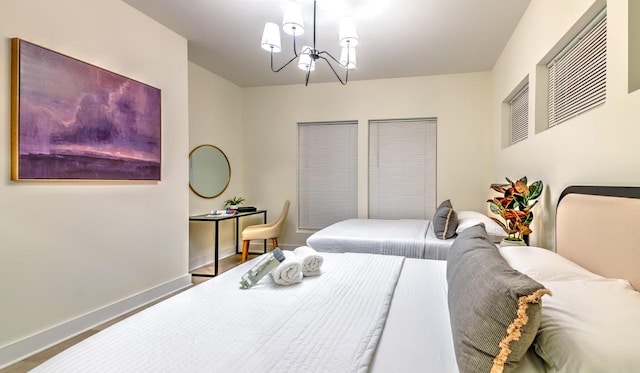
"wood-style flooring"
1,254,255,373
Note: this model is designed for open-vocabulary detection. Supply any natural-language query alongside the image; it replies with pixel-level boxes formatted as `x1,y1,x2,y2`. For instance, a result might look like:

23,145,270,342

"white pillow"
500,246,640,372
499,245,601,282
533,277,640,372
455,210,507,243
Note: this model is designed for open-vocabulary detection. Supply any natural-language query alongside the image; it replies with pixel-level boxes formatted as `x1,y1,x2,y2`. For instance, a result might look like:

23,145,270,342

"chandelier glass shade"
260,0,359,86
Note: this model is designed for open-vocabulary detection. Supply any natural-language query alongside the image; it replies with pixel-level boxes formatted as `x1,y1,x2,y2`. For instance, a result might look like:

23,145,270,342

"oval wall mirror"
189,144,231,199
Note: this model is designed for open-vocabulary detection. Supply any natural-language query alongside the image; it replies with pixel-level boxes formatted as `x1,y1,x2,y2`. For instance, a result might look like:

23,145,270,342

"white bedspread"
33,253,404,373
307,219,453,259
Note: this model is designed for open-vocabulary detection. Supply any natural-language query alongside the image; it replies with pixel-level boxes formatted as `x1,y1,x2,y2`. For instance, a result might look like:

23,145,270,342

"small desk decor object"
224,196,245,210
237,206,257,212
11,38,161,181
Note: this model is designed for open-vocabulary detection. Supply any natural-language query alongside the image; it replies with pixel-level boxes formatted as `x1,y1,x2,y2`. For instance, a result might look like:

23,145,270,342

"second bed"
306,210,506,259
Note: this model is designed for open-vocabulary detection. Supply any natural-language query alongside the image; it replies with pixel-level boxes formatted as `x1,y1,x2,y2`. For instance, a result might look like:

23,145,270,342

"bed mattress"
306,218,454,259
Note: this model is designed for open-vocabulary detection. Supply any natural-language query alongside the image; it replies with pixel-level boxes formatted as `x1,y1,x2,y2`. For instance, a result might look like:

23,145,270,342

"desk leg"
235,217,240,255
214,220,219,276
263,211,268,253
191,221,218,278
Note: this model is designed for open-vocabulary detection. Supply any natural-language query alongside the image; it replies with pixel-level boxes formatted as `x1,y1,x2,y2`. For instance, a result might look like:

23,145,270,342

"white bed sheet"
306,219,454,259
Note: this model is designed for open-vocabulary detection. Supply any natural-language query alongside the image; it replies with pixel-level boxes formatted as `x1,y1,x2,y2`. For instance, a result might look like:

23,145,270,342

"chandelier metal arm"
270,50,298,73
269,32,301,73
318,55,348,85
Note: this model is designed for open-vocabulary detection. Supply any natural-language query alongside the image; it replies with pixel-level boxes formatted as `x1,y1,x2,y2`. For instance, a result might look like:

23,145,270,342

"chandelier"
260,0,359,86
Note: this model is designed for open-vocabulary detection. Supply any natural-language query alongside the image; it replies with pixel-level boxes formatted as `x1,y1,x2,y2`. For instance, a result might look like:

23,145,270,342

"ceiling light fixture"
260,0,359,86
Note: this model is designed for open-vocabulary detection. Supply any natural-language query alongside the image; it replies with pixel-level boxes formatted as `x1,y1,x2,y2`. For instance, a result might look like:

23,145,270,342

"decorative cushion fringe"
490,288,552,373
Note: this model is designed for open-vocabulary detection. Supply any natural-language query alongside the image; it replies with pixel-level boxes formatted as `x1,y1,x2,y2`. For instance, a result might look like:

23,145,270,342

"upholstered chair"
241,200,290,262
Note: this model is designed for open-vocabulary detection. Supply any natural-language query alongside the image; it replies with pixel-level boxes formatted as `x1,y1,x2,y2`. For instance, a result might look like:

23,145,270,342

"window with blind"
298,121,357,230
548,8,607,127
369,118,437,220
509,84,529,145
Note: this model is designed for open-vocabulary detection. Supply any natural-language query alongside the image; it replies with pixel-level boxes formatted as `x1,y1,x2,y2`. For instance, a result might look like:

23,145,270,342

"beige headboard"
556,186,640,290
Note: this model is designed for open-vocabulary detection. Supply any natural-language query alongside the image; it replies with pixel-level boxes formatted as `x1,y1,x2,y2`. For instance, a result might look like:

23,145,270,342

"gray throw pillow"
433,199,458,240
447,224,551,373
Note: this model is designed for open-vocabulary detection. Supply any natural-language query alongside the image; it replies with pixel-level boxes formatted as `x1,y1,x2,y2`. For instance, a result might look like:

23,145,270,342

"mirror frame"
189,144,231,199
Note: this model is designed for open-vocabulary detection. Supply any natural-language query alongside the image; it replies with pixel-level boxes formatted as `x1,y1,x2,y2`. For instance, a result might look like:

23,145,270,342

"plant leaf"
514,179,529,195
513,194,527,209
519,225,532,235
488,201,502,215
502,196,516,209
490,183,510,193
528,180,544,200
503,209,527,219
490,217,510,234
523,213,534,226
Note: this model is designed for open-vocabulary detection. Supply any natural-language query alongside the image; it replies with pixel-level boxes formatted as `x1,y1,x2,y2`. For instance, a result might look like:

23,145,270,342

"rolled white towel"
270,250,303,286
294,246,324,277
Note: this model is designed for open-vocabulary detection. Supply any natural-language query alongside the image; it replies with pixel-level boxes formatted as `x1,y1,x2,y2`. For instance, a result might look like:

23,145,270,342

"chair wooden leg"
272,238,278,250
242,240,250,263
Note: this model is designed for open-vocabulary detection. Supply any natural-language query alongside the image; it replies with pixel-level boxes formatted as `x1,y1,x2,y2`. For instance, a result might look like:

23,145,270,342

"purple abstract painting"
11,39,161,180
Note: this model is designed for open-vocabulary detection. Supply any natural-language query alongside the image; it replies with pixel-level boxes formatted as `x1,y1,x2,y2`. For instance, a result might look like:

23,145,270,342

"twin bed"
306,209,507,259
31,186,640,372
305,218,453,259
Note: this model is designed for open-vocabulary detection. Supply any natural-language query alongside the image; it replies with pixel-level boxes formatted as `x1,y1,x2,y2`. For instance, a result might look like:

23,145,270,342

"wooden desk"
189,209,267,276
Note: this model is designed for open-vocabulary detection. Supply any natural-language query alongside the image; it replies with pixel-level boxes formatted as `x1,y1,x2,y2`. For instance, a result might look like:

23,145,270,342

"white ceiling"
122,0,530,87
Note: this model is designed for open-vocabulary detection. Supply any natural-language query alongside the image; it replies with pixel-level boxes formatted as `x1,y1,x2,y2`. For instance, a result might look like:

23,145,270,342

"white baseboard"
0,274,192,369
189,245,236,270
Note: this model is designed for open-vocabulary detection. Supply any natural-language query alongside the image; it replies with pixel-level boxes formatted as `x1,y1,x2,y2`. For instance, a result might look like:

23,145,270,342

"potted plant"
487,177,543,246
224,196,245,210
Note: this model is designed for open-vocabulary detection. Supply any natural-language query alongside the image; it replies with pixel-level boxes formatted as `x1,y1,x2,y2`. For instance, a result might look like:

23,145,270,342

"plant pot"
228,205,239,210
499,238,527,247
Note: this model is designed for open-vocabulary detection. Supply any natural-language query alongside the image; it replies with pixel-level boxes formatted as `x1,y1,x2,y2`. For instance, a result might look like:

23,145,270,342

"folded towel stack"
270,250,303,286
294,246,324,277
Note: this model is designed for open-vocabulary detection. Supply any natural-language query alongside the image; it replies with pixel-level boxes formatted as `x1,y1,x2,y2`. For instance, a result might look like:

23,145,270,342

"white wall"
0,0,189,365
243,73,494,247
188,62,245,267
491,0,640,249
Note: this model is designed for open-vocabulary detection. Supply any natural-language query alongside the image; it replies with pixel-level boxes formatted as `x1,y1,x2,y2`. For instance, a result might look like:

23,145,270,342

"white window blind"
548,9,607,127
298,121,358,230
509,84,529,145
369,119,437,220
